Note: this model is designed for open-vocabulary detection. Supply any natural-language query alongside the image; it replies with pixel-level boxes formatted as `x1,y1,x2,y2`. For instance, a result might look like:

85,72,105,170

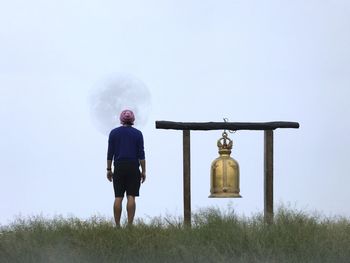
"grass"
0,206,349,263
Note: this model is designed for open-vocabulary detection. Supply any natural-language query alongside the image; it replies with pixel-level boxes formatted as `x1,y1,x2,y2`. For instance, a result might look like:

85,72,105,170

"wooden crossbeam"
156,121,299,130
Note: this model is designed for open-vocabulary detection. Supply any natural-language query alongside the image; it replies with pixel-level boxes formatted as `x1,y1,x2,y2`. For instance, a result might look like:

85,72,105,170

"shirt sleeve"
107,132,114,161
138,132,145,160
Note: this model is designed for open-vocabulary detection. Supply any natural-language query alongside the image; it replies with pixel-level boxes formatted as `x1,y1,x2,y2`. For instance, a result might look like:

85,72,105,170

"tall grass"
0,207,349,263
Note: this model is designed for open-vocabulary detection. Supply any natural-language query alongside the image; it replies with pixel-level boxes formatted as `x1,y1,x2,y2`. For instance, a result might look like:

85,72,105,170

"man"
106,109,146,227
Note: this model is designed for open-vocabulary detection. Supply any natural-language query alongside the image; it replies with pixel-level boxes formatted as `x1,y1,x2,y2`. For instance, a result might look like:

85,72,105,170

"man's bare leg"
126,195,136,225
113,197,123,227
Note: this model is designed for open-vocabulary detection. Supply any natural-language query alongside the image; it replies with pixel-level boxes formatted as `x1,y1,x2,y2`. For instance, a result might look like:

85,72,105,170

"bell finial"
217,131,233,155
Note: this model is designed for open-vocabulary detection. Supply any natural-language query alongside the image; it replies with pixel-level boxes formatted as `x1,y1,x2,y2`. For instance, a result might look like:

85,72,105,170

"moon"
89,73,151,135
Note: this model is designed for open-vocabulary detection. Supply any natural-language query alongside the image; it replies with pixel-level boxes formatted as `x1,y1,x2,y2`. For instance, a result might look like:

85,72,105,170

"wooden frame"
156,121,299,226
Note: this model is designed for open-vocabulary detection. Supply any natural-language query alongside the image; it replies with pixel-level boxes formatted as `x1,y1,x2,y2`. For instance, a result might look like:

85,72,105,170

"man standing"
106,109,146,227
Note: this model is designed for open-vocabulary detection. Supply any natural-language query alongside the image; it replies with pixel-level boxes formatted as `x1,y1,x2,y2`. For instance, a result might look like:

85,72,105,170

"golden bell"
209,131,241,198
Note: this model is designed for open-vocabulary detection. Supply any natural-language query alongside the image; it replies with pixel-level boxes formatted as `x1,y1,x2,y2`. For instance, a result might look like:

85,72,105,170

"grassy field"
0,207,349,263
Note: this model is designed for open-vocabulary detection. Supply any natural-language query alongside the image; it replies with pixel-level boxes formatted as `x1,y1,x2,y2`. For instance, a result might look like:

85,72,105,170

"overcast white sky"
1,0,350,224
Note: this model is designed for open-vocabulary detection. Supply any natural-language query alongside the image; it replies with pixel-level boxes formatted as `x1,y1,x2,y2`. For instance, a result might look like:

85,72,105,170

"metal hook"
223,117,236,134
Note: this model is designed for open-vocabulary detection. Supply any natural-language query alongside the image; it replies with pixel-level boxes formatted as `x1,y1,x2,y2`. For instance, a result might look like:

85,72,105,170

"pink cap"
120,109,135,125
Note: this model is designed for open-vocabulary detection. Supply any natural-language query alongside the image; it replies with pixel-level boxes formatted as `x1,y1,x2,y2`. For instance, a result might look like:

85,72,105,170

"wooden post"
183,130,191,227
264,130,274,224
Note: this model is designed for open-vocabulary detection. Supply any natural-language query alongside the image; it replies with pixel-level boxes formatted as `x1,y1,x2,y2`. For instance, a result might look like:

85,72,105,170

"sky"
1,0,350,224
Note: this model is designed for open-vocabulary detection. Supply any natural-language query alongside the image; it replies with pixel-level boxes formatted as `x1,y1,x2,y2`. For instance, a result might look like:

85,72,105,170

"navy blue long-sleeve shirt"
107,126,145,164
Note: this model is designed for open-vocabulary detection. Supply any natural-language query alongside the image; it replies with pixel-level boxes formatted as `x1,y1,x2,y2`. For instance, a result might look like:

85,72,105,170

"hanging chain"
219,118,235,148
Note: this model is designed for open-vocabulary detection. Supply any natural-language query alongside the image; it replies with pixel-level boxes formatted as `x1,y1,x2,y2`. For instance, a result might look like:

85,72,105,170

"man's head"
120,109,135,125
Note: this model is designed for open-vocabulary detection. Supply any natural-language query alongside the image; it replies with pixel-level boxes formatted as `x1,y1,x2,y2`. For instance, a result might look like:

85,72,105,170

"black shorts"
113,160,141,197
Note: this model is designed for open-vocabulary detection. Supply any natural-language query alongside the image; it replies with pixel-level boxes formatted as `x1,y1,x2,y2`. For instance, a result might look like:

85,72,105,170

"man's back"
107,126,145,162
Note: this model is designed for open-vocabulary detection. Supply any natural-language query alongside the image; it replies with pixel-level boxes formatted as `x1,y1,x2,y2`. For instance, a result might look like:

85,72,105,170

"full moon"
89,73,151,135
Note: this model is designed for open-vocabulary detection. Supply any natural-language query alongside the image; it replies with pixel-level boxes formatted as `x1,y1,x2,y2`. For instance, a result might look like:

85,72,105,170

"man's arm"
107,132,114,182
138,132,146,183
140,159,146,183
107,159,113,182
107,160,112,170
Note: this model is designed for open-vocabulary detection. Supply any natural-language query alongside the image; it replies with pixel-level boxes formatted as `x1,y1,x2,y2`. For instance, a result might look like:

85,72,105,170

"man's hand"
141,172,146,183
107,170,113,182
